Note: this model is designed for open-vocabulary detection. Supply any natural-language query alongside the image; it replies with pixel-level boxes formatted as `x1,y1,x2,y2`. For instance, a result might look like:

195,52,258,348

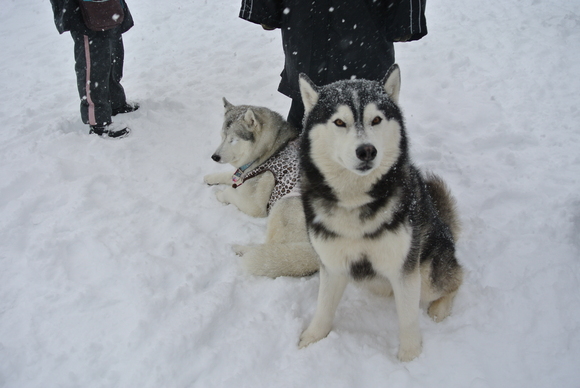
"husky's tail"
425,173,461,241
235,242,319,277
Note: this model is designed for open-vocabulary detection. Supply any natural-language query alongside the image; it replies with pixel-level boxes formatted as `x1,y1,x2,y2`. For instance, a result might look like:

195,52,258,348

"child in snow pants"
50,0,137,138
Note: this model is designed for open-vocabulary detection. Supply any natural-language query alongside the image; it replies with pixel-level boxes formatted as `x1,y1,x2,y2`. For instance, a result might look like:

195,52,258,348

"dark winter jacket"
50,0,134,36
239,0,427,100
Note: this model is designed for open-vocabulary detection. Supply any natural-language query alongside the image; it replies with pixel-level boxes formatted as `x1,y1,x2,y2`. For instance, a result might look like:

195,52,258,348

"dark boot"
89,123,131,139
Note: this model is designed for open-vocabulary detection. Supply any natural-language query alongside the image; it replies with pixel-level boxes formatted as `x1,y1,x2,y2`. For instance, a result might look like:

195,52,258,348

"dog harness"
232,137,301,212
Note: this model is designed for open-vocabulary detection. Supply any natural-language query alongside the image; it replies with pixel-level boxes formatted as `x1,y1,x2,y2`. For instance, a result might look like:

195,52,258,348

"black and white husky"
296,64,463,361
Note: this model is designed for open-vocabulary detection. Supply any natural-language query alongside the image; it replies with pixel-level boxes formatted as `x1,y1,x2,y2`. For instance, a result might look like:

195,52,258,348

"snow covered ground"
1,0,579,387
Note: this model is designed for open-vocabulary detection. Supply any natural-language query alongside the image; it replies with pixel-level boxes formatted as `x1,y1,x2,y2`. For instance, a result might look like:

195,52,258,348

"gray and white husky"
204,98,320,277
296,64,463,361
204,98,300,218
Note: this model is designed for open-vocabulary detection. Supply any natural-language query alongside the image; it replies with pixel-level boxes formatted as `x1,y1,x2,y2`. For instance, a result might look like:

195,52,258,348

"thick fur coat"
296,64,463,361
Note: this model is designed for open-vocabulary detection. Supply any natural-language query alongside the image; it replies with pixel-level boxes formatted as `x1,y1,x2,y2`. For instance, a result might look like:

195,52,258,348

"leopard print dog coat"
232,137,301,212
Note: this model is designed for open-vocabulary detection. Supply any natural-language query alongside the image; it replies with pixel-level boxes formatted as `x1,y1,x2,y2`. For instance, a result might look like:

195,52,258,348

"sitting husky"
295,64,463,361
204,99,319,277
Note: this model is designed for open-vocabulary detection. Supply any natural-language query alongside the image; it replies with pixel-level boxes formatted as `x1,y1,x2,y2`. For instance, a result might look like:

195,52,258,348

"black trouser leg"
109,34,127,111
71,30,126,126
287,98,305,131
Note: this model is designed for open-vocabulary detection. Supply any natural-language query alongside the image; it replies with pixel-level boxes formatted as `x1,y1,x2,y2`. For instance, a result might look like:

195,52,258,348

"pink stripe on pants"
84,35,96,126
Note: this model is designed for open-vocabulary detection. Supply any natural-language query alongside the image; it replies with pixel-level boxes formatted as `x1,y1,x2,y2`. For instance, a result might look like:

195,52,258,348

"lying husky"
296,64,463,361
204,99,319,277
204,98,300,218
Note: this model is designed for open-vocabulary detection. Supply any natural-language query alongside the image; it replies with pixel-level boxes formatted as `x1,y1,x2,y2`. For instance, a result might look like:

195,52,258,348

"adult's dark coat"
240,0,427,100
50,0,134,36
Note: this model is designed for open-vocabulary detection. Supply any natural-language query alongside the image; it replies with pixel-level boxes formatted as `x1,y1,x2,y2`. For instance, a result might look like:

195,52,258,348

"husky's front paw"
397,340,422,362
298,327,330,349
204,173,225,186
215,190,230,204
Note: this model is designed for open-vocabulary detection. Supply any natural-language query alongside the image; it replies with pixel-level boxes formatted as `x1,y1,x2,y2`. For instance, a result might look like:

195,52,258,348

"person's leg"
70,31,130,138
287,98,305,131
109,33,128,110
109,33,139,116
71,31,113,126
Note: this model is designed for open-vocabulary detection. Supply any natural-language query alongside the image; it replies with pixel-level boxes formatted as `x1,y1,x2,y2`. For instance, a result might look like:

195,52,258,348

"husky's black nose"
356,144,377,162
211,154,221,162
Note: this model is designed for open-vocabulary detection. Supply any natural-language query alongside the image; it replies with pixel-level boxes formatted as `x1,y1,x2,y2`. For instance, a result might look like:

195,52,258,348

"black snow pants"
70,29,127,126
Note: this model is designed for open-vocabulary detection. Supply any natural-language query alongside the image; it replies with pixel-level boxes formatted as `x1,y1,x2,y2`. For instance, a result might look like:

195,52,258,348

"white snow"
1,0,579,387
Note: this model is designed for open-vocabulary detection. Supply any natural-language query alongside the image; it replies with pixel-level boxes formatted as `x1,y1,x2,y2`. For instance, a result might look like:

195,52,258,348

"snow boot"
89,123,131,139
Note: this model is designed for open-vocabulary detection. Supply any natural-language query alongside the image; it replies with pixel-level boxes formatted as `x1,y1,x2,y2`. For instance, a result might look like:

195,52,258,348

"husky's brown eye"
371,116,382,125
334,119,346,127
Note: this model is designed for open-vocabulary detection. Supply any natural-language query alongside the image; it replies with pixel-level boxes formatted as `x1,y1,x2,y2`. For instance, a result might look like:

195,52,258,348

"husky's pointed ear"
382,64,401,104
223,97,234,111
243,109,260,130
299,73,319,114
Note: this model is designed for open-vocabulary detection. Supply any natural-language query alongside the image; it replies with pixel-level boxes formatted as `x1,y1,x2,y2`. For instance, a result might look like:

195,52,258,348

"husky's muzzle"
356,143,377,172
